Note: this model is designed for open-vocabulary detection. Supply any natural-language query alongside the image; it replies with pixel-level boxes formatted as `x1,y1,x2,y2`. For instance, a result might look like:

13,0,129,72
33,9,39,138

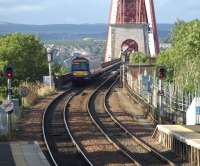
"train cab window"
72,63,89,71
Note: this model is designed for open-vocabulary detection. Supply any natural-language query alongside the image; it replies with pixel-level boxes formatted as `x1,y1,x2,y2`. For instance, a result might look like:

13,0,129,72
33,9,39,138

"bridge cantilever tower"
105,0,159,62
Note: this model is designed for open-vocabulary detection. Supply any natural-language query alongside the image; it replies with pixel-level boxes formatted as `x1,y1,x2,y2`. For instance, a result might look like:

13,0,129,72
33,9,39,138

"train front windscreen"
72,62,89,71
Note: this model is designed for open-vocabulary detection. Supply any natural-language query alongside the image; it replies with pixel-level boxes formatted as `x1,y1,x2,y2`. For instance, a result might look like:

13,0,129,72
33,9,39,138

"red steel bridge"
105,0,160,62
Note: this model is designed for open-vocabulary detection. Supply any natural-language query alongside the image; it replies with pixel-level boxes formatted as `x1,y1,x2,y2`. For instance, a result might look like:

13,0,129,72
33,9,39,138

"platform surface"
185,125,200,133
157,125,200,149
0,141,50,166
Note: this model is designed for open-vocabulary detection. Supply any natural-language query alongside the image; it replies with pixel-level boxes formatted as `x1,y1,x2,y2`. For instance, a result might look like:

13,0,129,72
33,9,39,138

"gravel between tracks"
16,92,63,162
91,79,168,166
16,93,62,142
67,86,134,166
43,89,89,166
107,85,186,165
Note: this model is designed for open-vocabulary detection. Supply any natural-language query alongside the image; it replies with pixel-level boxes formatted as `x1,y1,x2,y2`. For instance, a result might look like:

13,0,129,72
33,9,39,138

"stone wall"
111,24,149,59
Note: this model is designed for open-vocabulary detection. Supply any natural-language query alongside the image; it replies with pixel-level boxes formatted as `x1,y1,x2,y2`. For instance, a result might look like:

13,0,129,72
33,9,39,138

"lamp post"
47,47,53,89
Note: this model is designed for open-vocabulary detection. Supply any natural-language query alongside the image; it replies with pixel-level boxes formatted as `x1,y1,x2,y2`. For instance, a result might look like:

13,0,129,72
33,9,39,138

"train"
71,56,101,83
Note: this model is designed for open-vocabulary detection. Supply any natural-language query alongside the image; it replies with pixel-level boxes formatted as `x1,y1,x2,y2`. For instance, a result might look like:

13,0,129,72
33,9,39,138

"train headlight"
73,71,88,77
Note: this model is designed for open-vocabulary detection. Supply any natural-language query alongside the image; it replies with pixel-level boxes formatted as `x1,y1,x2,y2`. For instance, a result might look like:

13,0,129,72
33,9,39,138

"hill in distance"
0,22,172,41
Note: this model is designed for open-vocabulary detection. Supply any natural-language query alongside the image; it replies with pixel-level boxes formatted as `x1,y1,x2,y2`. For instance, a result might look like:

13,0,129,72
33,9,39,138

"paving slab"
0,143,15,166
0,141,50,166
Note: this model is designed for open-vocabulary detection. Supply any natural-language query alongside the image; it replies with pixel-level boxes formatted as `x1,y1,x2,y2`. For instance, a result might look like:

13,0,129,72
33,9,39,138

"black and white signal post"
121,53,126,88
5,65,13,100
47,47,53,89
4,65,14,134
157,66,166,123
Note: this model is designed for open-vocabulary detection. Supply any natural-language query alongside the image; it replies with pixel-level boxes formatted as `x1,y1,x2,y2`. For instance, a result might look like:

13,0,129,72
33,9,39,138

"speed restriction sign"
18,87,29,97
1,100,14,113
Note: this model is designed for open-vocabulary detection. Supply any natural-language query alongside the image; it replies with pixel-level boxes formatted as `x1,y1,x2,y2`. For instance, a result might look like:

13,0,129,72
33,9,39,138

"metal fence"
126,65,188,124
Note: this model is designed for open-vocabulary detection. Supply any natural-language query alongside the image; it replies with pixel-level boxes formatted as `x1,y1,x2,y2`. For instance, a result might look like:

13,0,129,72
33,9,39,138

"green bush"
129,52,149,64
20,81,56,108
157,20,200,93
0,33,48,84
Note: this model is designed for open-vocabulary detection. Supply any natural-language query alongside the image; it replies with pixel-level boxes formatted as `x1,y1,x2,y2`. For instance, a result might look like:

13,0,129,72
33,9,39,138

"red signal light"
5,67,13,79
157,66,166,80
159,69,165,79
7,73,12,79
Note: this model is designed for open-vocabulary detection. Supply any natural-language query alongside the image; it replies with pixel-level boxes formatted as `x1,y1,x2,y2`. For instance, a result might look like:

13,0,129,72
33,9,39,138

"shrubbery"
0,33,55,105
129,52,149,64
157,20,200,92
20,82,56,108
0,33,48,84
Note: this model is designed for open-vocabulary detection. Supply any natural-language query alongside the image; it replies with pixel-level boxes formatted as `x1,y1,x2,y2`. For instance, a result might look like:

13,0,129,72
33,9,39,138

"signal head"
157,66,166,80
5,65,13,79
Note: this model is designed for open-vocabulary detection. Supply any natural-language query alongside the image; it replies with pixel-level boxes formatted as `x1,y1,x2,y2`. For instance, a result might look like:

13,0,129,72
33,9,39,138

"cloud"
0,0,199,24
0,1,48,15
0,5,47,14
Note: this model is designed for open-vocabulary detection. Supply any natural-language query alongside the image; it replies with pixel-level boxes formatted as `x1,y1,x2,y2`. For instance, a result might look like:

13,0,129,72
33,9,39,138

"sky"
0,0,199,24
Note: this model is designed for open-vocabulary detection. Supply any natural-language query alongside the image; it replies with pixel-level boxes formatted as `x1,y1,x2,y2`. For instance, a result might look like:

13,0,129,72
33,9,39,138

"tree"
157,20,200,92
0,33,48,84
129,52,149,64
52,63,69,75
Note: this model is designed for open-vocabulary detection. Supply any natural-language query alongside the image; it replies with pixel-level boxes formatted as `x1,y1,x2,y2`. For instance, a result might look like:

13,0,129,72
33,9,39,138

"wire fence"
126,65,189,124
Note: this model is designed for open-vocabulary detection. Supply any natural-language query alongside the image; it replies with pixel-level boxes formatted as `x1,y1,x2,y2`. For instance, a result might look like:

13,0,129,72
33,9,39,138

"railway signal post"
47,47,54,89
5,65,13,100
4,64,14,135
120,48,130,88
121,53,125,88
157,66,166,123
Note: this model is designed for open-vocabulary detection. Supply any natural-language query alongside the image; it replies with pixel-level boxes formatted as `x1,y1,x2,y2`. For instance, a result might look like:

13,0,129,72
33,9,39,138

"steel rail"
42,89,72,166
104,78,177,166
42,62,121,166
87,73,140,166
63,89,94,166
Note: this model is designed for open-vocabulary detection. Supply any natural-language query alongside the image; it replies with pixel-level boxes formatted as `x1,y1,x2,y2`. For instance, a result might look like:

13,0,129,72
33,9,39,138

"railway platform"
0,141,49,166
153,125,200,165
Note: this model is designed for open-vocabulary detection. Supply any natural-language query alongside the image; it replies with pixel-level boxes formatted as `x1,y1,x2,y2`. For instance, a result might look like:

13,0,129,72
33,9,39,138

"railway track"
65,73,135,166
42,62,122,166
42,63,175,166
88,76,176,166
106,81,182,165
42,88,90,166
